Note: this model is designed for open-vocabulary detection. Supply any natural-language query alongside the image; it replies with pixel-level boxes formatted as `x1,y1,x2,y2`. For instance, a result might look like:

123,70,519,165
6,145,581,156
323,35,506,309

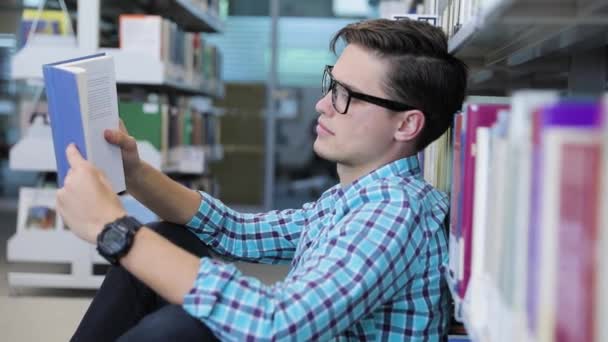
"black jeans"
71,222,220,342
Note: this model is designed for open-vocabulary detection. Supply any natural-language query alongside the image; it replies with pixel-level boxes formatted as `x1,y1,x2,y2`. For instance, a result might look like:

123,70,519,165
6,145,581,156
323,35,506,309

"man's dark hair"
330,19,468,151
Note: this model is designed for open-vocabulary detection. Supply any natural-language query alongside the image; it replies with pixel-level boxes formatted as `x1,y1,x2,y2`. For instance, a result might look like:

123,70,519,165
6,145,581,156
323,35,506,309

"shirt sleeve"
182,200,424,341
185,191,318,264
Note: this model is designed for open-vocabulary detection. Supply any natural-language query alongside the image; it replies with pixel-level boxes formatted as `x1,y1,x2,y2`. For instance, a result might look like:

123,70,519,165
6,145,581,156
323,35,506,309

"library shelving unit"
7,0,224,290
432,0,608,341
447,0,608,95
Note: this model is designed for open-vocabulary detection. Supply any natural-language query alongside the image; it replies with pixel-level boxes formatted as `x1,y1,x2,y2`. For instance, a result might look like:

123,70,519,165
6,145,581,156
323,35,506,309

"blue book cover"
42,53,125,193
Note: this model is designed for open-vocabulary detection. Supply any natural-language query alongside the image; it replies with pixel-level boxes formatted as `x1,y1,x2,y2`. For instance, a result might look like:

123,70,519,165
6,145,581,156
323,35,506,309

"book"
506,90,558,337
17,187,63,232
553,132,602,342
448,112,463,288
118,100,165,151
458,103,509,298
468,125,490,324
598,96,608,342
534,101,602,342
43,53,126,193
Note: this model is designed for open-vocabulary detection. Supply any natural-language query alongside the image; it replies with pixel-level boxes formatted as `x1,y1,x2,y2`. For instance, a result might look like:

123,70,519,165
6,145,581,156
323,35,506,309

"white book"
119,15,164,60
507,90,558,335
535,129,562,342
469,126,490,323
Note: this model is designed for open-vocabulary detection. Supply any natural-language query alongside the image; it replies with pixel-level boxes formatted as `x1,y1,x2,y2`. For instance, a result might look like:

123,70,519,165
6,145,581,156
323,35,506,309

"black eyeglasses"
321,65,418,114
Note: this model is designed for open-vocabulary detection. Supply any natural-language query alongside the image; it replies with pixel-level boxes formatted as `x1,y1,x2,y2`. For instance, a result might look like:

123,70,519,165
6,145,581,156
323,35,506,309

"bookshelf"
11,0,224,97
444,0,608,93
7,0,224,290
410,1,608,341
13,46,224,98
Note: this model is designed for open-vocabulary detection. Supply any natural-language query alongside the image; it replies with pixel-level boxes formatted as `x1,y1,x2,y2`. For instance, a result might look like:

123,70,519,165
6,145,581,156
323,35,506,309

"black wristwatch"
97,216,143,265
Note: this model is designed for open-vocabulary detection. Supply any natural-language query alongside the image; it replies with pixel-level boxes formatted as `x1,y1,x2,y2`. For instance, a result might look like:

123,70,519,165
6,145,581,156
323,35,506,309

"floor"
0,201,293,341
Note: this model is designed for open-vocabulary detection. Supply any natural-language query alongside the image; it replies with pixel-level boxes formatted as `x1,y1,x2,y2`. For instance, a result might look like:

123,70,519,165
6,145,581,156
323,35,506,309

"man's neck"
337,155,403,188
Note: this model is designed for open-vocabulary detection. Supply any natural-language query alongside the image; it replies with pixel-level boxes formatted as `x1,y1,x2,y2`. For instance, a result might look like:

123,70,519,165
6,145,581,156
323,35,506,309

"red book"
555,142,601,342
458,103,509,298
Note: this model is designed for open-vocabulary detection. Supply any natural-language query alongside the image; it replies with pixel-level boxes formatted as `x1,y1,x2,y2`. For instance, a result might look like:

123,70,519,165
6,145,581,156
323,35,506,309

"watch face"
101,227,127,254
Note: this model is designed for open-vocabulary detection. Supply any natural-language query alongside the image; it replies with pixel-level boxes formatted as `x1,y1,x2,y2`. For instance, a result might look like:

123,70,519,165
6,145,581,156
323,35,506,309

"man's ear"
394,110,425,142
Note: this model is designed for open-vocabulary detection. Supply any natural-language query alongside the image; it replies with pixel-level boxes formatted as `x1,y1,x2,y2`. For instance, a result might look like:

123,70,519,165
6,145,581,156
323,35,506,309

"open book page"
61,56,125,192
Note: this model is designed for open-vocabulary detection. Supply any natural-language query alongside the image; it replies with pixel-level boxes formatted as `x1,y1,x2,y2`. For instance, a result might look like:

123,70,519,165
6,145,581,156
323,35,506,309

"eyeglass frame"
322,65,418,114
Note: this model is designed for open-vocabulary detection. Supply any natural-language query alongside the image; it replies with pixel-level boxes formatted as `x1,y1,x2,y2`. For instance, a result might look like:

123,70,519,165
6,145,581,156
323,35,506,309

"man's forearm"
126,161,202,225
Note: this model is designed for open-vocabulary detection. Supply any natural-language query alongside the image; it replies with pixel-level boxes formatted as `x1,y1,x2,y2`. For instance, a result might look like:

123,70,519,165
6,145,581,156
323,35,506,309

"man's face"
313,44,402,167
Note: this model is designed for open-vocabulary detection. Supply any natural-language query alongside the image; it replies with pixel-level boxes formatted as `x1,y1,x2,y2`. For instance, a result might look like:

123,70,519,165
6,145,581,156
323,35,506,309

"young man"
63,18,467,341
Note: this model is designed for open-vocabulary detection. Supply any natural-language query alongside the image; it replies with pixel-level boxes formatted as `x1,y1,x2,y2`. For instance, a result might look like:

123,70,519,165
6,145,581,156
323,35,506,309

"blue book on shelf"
43,53,126,193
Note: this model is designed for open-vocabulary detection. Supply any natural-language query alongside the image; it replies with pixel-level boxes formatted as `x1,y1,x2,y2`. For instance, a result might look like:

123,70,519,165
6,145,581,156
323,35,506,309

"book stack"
430,0,482,38
118,94,222,173
119,15,221,92
425,91,608,341
421,127,452,194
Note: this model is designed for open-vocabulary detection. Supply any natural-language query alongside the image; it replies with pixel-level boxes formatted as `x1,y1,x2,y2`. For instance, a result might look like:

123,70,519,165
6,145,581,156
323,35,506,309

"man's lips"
317,121,335,135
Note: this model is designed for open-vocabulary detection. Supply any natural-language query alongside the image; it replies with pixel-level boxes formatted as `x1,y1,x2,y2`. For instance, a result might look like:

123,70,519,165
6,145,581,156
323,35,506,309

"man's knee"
117,305,218,341
143,221,212,258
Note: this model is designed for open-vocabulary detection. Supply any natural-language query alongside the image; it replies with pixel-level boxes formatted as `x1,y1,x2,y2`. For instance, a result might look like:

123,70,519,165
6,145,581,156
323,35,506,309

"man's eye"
336,86,348,99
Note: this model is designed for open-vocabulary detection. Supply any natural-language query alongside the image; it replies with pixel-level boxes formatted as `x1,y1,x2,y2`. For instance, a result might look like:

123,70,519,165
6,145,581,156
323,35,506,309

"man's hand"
57,144,127,244
104,120,142,181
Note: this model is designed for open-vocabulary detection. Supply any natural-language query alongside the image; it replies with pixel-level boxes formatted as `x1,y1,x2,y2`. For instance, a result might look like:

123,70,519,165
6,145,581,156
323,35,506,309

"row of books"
16,93,221,167
414,0,485,38
423,92,607,341
119,15,222,90
119,95,222,156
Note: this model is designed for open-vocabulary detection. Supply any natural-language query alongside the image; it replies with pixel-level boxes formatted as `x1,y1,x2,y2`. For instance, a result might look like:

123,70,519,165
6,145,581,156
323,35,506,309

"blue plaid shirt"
184,155,450,341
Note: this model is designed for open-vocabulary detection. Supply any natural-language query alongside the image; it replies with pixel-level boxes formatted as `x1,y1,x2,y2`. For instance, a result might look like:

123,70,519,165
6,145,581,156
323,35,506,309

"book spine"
42,66,87,188
448,113,463,287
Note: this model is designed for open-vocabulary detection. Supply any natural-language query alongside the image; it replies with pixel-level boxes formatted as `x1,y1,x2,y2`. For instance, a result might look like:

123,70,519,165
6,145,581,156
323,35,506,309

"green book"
182,106,192,146
118,100,163,151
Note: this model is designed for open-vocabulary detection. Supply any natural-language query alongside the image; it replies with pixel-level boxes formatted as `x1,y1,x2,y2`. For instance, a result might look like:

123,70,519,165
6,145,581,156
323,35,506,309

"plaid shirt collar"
336,155,422,198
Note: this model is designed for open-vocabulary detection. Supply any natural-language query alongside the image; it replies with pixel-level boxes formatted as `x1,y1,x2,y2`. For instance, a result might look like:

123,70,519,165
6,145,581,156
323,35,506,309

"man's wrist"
96,215,144,265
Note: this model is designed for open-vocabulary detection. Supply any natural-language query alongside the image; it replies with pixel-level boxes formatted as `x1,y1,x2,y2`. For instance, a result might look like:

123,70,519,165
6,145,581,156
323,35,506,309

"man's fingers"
104,129,136,150
66,144,85,168
119,119,128,133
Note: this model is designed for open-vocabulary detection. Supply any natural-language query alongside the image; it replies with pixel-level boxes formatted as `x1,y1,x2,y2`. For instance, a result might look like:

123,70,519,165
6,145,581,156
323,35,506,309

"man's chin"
313,141,336,162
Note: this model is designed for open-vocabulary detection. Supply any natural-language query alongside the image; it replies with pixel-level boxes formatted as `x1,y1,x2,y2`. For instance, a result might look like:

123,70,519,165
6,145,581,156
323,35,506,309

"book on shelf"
447,112,463,290
423,126,452,193
43,53,126,193
446,96,509,297
119,14,222,91
16,187,63,233
437,92,607,342
118,99,167,152
598,95,608,342
502,90,558,336
458,102,509,298
535,101,602,342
